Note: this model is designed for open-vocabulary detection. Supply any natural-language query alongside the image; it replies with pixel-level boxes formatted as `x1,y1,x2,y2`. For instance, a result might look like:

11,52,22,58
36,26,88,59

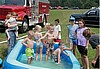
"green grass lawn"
48,9,99,69
0,9,99,69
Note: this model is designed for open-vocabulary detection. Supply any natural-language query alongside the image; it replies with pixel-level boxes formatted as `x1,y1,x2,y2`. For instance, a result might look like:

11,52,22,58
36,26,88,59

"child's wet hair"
28,30,34,36
45,23,50,29
35,25,42,30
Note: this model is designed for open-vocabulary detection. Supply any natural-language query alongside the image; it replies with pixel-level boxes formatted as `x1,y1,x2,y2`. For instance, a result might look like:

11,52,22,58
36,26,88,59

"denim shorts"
7,31,16,53
69,38,77,45
36,42,43,53
36,41,43,48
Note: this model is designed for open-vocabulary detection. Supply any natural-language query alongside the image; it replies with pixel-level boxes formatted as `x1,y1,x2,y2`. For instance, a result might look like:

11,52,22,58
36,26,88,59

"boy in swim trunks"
39,24,56,61
22,30,34,64
53,42,69,64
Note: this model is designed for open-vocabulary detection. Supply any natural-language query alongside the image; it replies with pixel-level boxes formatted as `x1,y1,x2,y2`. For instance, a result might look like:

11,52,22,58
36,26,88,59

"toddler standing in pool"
22,30,34,64
39,24,56,61
34,25,43,61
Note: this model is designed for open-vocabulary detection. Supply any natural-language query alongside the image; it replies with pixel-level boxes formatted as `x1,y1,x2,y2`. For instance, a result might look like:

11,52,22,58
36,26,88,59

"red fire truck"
0,0,50,33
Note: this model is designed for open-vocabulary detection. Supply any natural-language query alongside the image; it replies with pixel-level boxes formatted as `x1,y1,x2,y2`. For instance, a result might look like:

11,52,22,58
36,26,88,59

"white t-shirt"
8,17,17,30
54,24,61,39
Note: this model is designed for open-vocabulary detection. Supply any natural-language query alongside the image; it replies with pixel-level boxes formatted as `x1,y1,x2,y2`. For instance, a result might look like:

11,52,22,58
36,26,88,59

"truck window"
87,10,96,16
1,0,25,6
26,0,30,6
0,0,5,5
32,0,35,5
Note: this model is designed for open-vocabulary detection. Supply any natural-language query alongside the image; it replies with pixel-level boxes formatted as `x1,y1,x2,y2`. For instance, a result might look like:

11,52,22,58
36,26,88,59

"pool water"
18,54,73,69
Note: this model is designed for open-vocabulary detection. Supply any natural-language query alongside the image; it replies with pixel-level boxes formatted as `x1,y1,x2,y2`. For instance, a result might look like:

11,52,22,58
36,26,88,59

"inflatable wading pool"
3,39,80,69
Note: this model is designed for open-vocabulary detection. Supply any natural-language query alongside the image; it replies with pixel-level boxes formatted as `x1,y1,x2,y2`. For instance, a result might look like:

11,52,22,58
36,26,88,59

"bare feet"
28,58,31,64
31,57,34,61
56,62,60,64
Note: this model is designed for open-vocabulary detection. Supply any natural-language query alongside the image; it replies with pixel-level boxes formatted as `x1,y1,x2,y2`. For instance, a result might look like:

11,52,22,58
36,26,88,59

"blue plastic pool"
3,39,81,69
0,58,2,64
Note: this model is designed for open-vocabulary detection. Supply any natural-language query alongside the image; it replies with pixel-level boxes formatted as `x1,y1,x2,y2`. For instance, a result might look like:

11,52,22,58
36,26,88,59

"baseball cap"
69,17,75,21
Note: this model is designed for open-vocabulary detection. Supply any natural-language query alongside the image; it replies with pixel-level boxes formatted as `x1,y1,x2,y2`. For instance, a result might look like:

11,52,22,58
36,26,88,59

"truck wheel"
20,18,28,33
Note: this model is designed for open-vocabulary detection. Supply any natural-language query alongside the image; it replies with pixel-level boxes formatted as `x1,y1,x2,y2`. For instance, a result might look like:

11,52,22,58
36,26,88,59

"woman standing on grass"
83,29,100,69
75,19,89,69
5,13,17,53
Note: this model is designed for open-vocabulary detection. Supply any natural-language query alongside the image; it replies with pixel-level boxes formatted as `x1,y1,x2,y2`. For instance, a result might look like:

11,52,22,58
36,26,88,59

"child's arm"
8,23,17,28
86,40,89,49
94,45,100,61
39,32,48,40
22,38,29,47
40,33,42,37
16,26,19,30
57,31,61,39
63,47,72,51
74,29,77,38
57,49,61,64
57,25,61,39
66,27,69,44
66,35,69,45
62,51,69,56
50,33,56,39
5,19,9,25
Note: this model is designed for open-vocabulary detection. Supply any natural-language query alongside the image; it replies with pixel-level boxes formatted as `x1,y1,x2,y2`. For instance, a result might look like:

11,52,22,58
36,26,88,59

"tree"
48,0,99,9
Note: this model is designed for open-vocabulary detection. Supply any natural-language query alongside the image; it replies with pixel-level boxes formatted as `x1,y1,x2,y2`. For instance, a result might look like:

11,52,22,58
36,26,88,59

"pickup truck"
70,7,99,27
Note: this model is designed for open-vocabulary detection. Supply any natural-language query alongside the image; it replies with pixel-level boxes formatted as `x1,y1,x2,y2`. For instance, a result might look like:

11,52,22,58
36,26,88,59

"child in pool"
34,25,43,61
22,30,34,64
39,24,56,61
53,42,69,64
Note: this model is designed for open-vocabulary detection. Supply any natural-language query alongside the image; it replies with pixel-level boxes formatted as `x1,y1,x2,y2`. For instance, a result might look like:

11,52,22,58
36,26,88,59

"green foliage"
49,0,99,9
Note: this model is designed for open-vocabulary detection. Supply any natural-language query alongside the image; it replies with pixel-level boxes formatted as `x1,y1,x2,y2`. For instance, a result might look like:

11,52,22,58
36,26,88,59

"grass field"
0,9,99,69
